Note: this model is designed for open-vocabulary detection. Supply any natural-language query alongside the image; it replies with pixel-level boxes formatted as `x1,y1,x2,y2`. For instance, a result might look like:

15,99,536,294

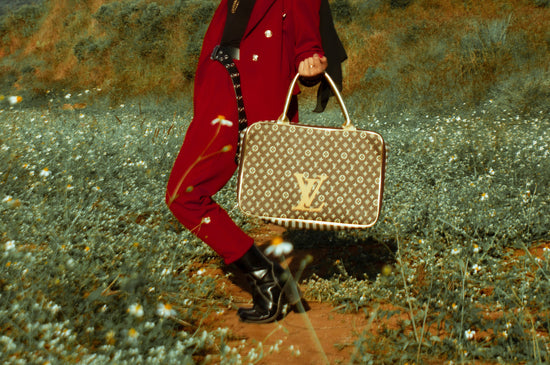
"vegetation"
0,0,549,363
0,0,548,114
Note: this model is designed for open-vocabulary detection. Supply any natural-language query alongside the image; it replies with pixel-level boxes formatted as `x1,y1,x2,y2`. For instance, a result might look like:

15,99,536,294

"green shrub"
389,0,413,9
331,0,354,24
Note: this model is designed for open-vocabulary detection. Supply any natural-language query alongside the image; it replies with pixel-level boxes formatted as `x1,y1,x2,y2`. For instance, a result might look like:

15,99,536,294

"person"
165,0,346,323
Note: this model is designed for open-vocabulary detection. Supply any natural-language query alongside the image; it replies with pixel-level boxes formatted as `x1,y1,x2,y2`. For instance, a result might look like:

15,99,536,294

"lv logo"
292,173,328,212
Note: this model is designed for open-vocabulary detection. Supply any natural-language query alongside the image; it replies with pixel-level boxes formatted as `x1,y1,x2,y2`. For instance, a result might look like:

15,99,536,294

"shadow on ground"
222,227,397,303
281,230,397,281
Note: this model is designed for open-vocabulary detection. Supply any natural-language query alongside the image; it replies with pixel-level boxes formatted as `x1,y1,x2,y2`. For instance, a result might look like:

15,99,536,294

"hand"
298,53,328,78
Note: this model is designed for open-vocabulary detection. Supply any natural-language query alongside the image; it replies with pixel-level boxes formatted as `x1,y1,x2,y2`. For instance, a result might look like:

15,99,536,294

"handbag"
237,72,386,230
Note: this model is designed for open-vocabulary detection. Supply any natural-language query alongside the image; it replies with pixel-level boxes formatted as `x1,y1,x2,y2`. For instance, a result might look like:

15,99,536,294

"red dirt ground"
193,225,550,364
195,224,409,365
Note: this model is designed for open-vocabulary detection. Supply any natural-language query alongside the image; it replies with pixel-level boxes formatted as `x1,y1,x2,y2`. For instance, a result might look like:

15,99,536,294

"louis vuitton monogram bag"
237,73,386,230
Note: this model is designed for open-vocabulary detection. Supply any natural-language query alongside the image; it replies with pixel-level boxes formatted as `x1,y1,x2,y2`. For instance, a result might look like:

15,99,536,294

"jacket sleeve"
293,0,324,69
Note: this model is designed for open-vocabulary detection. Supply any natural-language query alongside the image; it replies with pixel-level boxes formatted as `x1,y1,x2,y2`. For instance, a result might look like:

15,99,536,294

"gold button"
252,54,259,61
265,30,272,38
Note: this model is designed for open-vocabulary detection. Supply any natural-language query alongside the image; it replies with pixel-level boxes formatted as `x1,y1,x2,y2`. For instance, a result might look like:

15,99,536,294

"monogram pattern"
237,122,386,229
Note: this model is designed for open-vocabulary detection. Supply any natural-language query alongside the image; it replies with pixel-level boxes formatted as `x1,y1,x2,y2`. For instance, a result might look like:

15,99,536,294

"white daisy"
5,240,16,251
156,302,176,318
211,115,233,127
127,303,144,318
8,96,22,105
39,168,52,178
265,237,293,257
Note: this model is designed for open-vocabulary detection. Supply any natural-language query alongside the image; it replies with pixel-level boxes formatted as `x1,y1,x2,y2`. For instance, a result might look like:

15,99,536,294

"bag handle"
278,72,354,130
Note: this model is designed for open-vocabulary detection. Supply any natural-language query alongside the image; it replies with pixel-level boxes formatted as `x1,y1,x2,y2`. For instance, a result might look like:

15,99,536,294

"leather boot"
233,245,300,323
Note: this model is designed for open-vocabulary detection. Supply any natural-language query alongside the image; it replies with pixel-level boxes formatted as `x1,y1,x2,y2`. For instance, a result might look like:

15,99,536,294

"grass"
1,0,549,363
1,0,548,115
1,88,549,363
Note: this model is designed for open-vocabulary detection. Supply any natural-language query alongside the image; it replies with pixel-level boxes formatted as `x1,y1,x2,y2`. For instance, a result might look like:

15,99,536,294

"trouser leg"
165,67,253,264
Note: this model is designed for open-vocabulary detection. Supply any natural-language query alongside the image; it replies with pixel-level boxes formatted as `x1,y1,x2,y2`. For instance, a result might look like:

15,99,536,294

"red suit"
166,0,324,264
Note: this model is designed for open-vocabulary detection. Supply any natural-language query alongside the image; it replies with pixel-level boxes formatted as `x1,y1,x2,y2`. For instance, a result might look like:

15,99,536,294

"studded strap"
211,45,248,164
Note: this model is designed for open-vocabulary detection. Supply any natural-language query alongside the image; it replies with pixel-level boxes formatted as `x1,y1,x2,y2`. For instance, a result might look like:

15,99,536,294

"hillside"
0,0,549,115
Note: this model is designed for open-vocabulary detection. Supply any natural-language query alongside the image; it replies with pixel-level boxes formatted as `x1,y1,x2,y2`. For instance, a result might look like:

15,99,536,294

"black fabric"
314,0,348,112
221,0,256,48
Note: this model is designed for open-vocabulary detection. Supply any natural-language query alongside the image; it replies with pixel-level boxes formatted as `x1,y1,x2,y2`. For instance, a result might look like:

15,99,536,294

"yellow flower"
127,327,139,341
105,330,116,345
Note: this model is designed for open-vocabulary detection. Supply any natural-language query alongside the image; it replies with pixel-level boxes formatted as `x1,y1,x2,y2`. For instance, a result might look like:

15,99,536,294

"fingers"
298,54,328,77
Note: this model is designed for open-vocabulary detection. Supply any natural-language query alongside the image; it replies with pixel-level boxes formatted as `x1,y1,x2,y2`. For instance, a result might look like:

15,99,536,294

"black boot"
233,245,300,323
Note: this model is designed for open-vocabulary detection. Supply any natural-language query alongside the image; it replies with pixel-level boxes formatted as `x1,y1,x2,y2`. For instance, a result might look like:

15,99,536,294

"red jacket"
194,0,324,124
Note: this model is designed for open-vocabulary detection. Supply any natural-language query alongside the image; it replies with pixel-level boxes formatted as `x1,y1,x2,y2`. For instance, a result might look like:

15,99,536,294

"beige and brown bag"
237,72,386,230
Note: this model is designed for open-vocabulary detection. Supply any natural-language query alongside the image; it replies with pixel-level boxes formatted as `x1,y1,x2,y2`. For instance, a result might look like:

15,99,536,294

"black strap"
211,45,248,164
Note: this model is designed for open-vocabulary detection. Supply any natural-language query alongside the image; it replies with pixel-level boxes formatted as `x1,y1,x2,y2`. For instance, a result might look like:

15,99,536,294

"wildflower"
201,216,211,224
465,329,475,340
65,93,71,99
127,328,139,342
211,115,233,127
449,155,457,162
480,192,489,201
8,96,22,105
156,302,176,318
522,190,531,203
66,184,74,190
5,240,16,251
39,168,52,178
451,303,458,311
488,168,495,176
473,244,480,253
105,330,116,345
128,303,144,318
49,303,61,314
471,264,481,274
3,195,13,203
265,236,293,257
197,268,206,275
451,248,461,255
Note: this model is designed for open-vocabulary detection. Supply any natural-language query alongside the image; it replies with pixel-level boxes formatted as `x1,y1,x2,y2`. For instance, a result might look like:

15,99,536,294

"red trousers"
165,60,254,265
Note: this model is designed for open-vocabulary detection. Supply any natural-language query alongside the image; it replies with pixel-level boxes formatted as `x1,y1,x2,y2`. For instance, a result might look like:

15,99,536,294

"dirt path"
196,224,392,365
